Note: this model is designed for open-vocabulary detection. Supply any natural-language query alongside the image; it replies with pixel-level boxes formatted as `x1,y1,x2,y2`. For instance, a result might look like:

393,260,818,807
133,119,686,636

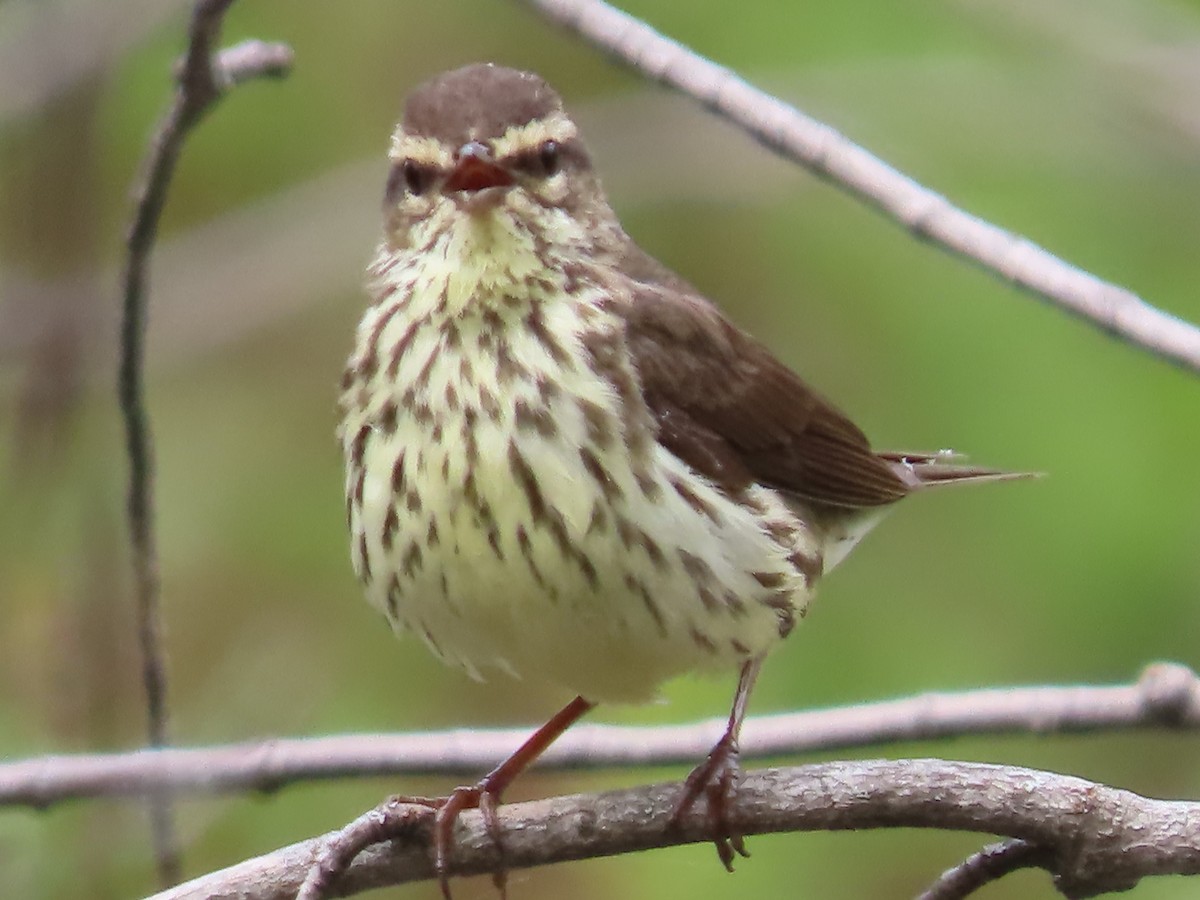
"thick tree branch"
118,0,291,884
4,663,1196,809
141,759,1200,900
515,0,1200,374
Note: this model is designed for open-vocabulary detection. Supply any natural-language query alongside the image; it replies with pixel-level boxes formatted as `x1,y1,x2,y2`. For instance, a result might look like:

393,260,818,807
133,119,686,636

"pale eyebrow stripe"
389,133,451,166
389,115,579,165
493,115,578,158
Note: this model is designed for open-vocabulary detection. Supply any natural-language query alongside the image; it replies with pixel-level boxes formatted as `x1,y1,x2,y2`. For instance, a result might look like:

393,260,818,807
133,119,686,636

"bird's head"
382,63,618,259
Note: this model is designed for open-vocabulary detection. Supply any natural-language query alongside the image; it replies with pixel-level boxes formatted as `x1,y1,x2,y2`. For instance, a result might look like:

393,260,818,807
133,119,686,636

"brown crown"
403,63,563,145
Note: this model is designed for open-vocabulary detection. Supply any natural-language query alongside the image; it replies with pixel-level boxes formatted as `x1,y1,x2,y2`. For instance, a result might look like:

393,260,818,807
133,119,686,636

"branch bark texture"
142,759,1200,900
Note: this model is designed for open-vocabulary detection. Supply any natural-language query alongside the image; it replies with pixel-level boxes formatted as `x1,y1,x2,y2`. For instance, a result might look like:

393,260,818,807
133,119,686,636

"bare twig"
293,802,431,900
515,0,1200,374
916,839,1055,900
118,0,292,884
141,759,1200,900
4,663,1196,809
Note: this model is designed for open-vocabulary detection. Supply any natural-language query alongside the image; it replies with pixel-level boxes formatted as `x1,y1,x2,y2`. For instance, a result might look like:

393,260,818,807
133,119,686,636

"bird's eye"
402,159,432,195
386,159,435,203
538,140,560,176
511,140,564,180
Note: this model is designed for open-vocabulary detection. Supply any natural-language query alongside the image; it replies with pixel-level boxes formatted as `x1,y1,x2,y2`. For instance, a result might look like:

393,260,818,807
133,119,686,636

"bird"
337,62,1021,896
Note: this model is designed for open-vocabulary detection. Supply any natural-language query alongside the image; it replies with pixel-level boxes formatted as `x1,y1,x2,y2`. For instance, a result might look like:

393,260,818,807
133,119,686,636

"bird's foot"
409,696,594,898
400,777,510,900
670,731,749,871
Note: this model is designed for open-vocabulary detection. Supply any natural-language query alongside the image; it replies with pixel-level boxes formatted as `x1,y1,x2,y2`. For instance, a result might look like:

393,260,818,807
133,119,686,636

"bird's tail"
878,450,1039,490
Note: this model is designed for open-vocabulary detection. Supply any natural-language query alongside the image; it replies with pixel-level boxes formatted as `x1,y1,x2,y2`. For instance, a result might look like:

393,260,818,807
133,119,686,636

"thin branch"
141,759,1200,900
293,803,432,900
4,663,1197,809
515,0,1200,374
117,0,292,884
916,839,1056,900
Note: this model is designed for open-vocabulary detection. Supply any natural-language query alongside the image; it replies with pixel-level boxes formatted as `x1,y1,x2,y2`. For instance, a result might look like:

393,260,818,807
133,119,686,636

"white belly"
341,208,821,704
343,299,817,704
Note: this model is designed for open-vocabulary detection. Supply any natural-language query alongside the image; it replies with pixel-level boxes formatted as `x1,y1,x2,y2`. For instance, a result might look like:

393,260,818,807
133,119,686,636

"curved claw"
428,781,509,900
408,696,595,899
671,732,750,871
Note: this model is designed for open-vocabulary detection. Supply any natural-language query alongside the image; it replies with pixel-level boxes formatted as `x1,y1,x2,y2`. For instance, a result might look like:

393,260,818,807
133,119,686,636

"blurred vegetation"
2,0,1199,897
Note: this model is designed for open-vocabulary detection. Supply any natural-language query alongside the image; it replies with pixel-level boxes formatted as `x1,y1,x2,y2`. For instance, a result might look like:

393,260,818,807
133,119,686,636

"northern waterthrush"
339,63,1019,894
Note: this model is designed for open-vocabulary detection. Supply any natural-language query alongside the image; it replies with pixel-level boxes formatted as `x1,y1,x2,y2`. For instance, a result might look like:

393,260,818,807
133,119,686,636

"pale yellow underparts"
341,187,820,705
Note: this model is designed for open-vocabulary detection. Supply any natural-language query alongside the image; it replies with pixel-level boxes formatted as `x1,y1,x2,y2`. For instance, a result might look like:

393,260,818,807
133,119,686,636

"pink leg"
406,695,595,899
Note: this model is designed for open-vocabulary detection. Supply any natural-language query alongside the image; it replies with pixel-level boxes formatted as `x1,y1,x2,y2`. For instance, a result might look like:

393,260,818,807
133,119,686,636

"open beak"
445,141,513,194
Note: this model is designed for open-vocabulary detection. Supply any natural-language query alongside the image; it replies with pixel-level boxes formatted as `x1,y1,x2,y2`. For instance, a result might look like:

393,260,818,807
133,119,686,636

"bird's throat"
390,200,587,322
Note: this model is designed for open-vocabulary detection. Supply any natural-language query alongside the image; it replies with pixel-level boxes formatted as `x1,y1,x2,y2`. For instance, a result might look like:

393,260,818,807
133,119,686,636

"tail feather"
877,450,1039,490
815,449,1035,575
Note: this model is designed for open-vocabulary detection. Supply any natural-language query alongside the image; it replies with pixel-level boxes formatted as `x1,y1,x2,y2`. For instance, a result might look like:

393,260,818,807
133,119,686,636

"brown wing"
619,278,909,509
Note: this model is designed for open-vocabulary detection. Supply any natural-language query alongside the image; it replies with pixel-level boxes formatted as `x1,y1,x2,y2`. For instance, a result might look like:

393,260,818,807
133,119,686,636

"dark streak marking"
761,591,796,638
358,533,371,583
350,425,370,467
724,589,747,616
678,548,714,582
415,347,439,388
402,541,423,577
635,470,662,501
516,524,547,590
670,476,722,524
487,529,504,560
789,549,824,585
385,317,427,379
577,552,598,591
536,375,560,404
585,502,607,535
379,399,398,434
752,570,786,589
579,447,620,501
515,399,557,437
386,574,400,619
479,386,501,422
638,528,666,569
509,442,546,523
526,304,571,367
390,451,406,494
580,327,653,457
361,302,401,380
578,398,615,449
624,573,667,637
689,626,717,654
420,622,444,656
382,505,399,550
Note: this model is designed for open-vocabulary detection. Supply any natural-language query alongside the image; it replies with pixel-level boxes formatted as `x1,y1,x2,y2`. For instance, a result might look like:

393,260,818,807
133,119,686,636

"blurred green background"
2,0,1199,897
